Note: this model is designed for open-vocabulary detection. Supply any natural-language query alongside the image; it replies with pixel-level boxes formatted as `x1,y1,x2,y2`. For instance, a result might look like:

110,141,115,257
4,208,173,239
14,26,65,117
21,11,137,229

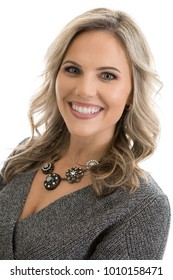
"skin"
56,30,132,163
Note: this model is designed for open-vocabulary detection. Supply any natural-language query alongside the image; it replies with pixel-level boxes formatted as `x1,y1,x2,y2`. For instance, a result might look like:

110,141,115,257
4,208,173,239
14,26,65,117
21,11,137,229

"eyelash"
64,66,80,74
63,66,117,80
100,73,117,80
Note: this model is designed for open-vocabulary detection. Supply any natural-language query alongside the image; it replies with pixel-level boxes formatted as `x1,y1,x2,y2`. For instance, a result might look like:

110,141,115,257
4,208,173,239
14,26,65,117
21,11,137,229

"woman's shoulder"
0,138,31,189
124,172,170,216
0,174,5,191
137,172,168,202
105,172,170,217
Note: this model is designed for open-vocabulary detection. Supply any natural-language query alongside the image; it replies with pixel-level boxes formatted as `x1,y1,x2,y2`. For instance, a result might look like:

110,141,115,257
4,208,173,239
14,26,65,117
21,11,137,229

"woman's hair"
2,8,161,195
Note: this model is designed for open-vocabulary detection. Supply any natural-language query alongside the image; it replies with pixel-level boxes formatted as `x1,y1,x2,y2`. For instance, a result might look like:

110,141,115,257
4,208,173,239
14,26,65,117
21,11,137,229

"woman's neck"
64,135,112,165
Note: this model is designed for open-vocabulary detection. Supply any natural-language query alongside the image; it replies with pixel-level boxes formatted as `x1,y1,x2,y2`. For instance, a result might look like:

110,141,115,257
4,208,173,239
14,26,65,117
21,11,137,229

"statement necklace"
41,160,99,191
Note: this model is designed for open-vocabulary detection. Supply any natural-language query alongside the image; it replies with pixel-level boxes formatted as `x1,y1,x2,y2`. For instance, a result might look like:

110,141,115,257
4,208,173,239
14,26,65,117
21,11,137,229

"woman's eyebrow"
96,66,121,73
62,60,82,68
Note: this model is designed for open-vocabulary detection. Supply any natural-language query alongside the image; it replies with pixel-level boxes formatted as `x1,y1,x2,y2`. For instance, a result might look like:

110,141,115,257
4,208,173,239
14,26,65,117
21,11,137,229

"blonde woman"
0,8,170,259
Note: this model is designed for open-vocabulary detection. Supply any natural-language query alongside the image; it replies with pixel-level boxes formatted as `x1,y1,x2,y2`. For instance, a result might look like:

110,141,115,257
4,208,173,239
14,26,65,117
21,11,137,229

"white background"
0,0,172,263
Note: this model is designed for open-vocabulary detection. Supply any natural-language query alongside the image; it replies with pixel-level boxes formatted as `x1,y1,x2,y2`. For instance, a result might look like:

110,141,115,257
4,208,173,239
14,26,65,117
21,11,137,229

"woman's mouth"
69,102,103,119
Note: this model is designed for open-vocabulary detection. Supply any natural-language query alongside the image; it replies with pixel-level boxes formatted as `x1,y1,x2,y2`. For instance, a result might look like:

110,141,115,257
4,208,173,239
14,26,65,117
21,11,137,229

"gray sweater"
0,170,171,260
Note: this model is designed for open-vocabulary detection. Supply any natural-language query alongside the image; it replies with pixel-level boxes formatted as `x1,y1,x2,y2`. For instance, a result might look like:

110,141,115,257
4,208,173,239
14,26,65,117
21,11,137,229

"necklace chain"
41,160,99,191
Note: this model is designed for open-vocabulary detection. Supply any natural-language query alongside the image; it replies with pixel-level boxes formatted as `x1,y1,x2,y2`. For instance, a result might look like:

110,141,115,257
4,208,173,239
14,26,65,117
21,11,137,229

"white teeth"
71,103,101,114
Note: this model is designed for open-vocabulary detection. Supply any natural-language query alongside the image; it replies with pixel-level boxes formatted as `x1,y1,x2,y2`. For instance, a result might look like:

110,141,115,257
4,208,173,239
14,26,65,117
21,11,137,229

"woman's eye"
64,66,80,74
101,73,116,80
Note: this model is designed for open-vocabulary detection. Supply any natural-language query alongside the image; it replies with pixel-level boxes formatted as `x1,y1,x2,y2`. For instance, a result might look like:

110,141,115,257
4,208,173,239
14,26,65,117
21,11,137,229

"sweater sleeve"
0,138,30,192
89,194,171,260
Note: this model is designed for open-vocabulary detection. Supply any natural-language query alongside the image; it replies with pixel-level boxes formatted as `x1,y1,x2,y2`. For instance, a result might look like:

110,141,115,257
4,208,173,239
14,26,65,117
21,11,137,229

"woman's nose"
74,76,97,98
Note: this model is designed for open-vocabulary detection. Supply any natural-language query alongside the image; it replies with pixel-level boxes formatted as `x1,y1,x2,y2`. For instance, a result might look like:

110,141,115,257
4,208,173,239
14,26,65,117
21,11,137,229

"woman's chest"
14,208,101,259
19,169,92,221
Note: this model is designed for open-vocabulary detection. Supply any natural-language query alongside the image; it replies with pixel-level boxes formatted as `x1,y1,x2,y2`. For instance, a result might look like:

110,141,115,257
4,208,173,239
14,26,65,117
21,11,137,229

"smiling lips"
69,102,103,118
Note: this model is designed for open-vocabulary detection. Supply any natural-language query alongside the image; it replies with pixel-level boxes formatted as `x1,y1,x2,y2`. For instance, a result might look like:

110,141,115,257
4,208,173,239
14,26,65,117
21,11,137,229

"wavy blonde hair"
2,8,161,195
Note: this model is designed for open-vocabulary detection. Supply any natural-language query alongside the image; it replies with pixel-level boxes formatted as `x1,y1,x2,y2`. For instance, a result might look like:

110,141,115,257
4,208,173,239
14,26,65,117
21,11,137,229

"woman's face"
55,30,132,142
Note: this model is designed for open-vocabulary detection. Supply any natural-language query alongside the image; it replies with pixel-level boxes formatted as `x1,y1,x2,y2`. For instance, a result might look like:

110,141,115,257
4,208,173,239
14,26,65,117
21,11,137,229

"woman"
0,8,170,259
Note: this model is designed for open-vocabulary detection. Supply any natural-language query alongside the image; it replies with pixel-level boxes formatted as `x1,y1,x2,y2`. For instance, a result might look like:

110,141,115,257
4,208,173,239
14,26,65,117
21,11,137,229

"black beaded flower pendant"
65,167,85,184
44,173,61,190
41,163,54,174
42,163,61,190
41,163,86,190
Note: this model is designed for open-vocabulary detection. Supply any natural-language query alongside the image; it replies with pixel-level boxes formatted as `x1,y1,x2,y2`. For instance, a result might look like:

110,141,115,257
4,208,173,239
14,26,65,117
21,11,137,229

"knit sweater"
0,170,171,260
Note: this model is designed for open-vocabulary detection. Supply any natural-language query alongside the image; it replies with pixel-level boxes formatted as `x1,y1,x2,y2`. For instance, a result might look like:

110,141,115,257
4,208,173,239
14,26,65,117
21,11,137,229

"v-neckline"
18,181,93,223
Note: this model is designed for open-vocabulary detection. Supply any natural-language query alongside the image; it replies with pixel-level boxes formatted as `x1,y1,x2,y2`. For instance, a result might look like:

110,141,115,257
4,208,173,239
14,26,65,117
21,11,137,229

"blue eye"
64,66,80,74
101,73,116,80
